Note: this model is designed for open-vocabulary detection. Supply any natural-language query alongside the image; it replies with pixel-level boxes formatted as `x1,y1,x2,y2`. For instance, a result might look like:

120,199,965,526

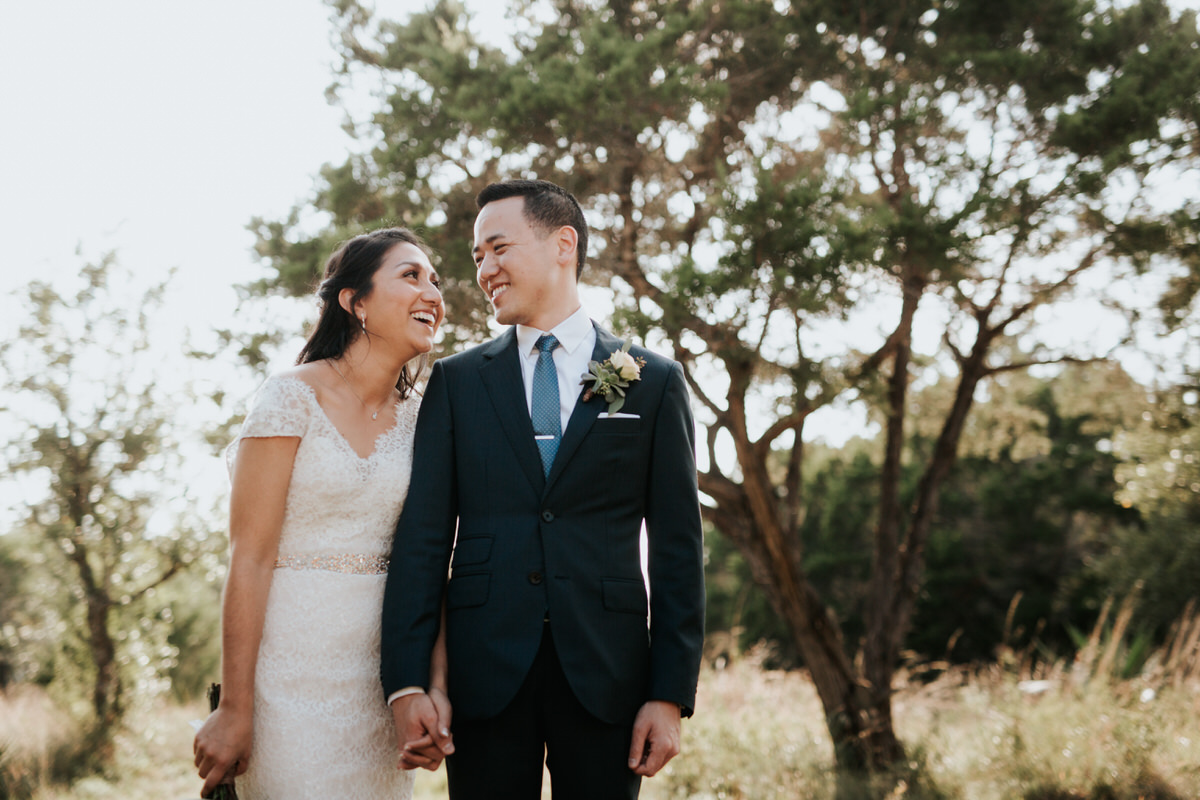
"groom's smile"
473,195,582,330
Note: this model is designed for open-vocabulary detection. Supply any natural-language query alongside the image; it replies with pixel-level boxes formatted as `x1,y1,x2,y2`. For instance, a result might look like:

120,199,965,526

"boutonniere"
581,340,646,415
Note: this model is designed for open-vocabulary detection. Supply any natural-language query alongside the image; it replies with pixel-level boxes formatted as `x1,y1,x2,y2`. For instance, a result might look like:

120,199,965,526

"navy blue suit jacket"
381,324,704,724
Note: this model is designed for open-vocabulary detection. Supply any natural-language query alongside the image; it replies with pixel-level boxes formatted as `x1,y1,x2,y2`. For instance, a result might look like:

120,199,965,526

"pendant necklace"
330,359,392,420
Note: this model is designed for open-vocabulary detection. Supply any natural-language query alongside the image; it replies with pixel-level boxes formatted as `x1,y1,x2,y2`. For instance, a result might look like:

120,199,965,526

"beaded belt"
273,554,390,575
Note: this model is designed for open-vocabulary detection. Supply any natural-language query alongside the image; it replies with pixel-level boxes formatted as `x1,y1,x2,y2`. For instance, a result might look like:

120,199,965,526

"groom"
381,179,705,798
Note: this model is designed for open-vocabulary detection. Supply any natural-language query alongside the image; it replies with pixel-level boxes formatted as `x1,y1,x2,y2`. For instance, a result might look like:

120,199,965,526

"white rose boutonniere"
581,340,647,415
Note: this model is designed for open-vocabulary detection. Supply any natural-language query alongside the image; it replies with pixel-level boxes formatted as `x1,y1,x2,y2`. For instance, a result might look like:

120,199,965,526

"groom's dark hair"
477,179,588,279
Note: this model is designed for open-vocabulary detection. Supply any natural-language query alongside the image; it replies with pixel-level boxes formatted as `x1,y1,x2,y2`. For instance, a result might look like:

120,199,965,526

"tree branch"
783,420,803,535
757,410,810,454
984,354,1109,377
123,560,184,605
704,421,722,477
675,350,723,420
942,327,966,365
994,243,1103,332
698,470,745,510
851,329,902,383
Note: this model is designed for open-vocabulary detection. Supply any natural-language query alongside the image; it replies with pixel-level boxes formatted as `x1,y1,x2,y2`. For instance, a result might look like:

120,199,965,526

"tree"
707,362,1147,667
1094,370,1200,635
0,256,218,748
907,363,1143,661
250,0,1200,771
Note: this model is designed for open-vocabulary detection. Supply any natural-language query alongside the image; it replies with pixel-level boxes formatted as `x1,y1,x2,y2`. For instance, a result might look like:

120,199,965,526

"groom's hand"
390,691,454,771
628,700,682,777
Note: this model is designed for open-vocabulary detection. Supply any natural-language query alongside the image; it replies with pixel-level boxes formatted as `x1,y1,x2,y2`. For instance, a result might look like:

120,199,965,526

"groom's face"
473,196,565,328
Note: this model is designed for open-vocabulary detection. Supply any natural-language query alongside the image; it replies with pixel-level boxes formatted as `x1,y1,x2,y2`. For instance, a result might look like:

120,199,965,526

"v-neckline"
285,376,399,461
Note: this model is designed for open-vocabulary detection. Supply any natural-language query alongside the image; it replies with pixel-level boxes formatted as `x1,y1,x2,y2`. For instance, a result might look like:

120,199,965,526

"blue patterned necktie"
531,334,561,477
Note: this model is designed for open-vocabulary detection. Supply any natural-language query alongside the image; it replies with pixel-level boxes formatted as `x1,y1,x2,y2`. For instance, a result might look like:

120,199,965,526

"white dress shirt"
515,306,596,433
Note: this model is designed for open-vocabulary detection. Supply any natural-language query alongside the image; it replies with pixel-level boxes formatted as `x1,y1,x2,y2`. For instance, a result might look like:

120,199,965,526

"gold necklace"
329,359,393,421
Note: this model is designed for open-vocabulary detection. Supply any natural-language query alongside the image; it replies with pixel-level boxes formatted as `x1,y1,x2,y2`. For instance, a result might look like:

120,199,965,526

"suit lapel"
544,325,624,492
479,328,545,494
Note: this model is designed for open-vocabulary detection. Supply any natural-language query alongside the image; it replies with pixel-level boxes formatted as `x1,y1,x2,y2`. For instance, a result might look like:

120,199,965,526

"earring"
359,314,366,333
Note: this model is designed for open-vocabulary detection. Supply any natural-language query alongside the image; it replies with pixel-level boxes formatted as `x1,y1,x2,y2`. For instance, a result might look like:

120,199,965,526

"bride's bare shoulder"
274,361,332,403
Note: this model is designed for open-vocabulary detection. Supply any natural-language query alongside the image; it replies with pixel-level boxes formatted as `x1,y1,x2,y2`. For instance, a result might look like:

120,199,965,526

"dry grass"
644,650,834,799
6,608,1200,800
0,685,79,797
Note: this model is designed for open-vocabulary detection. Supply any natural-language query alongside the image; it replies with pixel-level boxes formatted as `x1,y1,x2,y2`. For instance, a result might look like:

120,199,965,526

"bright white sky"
0,0,510,328
0,0,514,528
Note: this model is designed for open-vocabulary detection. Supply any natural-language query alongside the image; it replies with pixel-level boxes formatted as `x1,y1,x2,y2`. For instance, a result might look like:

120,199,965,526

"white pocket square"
599,412,640,419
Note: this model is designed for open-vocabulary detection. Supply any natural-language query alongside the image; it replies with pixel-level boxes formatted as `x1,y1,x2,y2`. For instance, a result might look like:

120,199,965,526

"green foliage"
0,528,89,702
704,362,1185,668
910,368,1140,661
0,256,225,742
799,446,880,634
0,537,24,688
704,524,798,668
160,570,223,702
1088,378,1200,636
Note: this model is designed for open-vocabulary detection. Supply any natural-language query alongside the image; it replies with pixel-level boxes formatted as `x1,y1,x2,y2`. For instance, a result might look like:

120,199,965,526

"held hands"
193,705,252,797
628,700,682,777
391,688,454,771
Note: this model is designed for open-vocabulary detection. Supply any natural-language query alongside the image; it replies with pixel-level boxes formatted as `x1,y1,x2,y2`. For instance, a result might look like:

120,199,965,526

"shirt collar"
516,306,592,357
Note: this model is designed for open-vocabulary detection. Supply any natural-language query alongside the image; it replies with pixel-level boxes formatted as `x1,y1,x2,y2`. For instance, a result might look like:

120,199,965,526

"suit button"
541,510,554,523
528,571,543,585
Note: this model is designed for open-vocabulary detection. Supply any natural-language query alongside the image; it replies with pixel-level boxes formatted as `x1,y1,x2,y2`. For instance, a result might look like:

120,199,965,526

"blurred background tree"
0,257,225,759
238,0,1200,772
1095,369,1200,634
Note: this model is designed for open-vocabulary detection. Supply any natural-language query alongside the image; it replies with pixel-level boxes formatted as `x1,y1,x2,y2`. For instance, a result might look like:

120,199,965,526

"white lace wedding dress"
228,374,417,799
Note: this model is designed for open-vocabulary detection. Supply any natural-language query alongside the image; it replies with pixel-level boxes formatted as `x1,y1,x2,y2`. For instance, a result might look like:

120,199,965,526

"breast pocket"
594,417,642,437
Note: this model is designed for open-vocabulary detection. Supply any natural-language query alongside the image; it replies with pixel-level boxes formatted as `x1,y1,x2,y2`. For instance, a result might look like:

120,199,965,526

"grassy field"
4,649,1199,799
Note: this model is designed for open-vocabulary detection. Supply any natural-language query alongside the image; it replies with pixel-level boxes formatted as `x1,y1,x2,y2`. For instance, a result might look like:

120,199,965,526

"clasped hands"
391,687,455,771
391,692,682,777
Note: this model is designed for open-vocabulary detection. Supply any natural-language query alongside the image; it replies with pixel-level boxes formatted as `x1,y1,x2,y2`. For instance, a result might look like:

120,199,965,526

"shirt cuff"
386,686,426,706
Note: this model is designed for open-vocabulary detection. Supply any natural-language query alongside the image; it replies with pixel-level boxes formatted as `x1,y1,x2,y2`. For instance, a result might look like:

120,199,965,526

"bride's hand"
194,706,252,795
429,685,453,743
393,691,454,771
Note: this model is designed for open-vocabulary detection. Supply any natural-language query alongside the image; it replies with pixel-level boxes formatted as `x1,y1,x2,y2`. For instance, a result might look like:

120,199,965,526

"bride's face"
356,242,444,356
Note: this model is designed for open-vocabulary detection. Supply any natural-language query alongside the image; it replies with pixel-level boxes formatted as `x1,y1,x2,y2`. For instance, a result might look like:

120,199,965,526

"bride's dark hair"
296,227,432,399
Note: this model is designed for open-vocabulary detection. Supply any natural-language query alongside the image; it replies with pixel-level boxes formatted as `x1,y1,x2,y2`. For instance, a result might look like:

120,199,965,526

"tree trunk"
86,592,119,731
861,274,924,767
65,537,123,741
708,374,907,770
705,490,906,769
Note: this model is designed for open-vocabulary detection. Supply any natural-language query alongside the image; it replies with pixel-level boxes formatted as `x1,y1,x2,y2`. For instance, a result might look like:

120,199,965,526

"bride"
193,228,449,798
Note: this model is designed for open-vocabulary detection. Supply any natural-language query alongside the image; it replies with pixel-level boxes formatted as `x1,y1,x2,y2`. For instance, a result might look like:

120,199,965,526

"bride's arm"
428,602,452,732
193,436,300,796
429,601,449,695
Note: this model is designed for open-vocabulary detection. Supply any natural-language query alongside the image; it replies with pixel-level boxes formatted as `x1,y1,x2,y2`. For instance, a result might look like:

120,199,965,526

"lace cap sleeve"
225,375,313,471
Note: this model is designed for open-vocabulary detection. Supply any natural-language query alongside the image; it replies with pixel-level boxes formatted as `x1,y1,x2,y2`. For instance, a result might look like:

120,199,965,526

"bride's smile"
354,242,444,361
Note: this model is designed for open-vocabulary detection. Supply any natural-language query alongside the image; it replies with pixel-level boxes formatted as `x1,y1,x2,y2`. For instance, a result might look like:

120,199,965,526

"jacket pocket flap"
452,536,493,567
447,573,490,609
602,578,648,614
